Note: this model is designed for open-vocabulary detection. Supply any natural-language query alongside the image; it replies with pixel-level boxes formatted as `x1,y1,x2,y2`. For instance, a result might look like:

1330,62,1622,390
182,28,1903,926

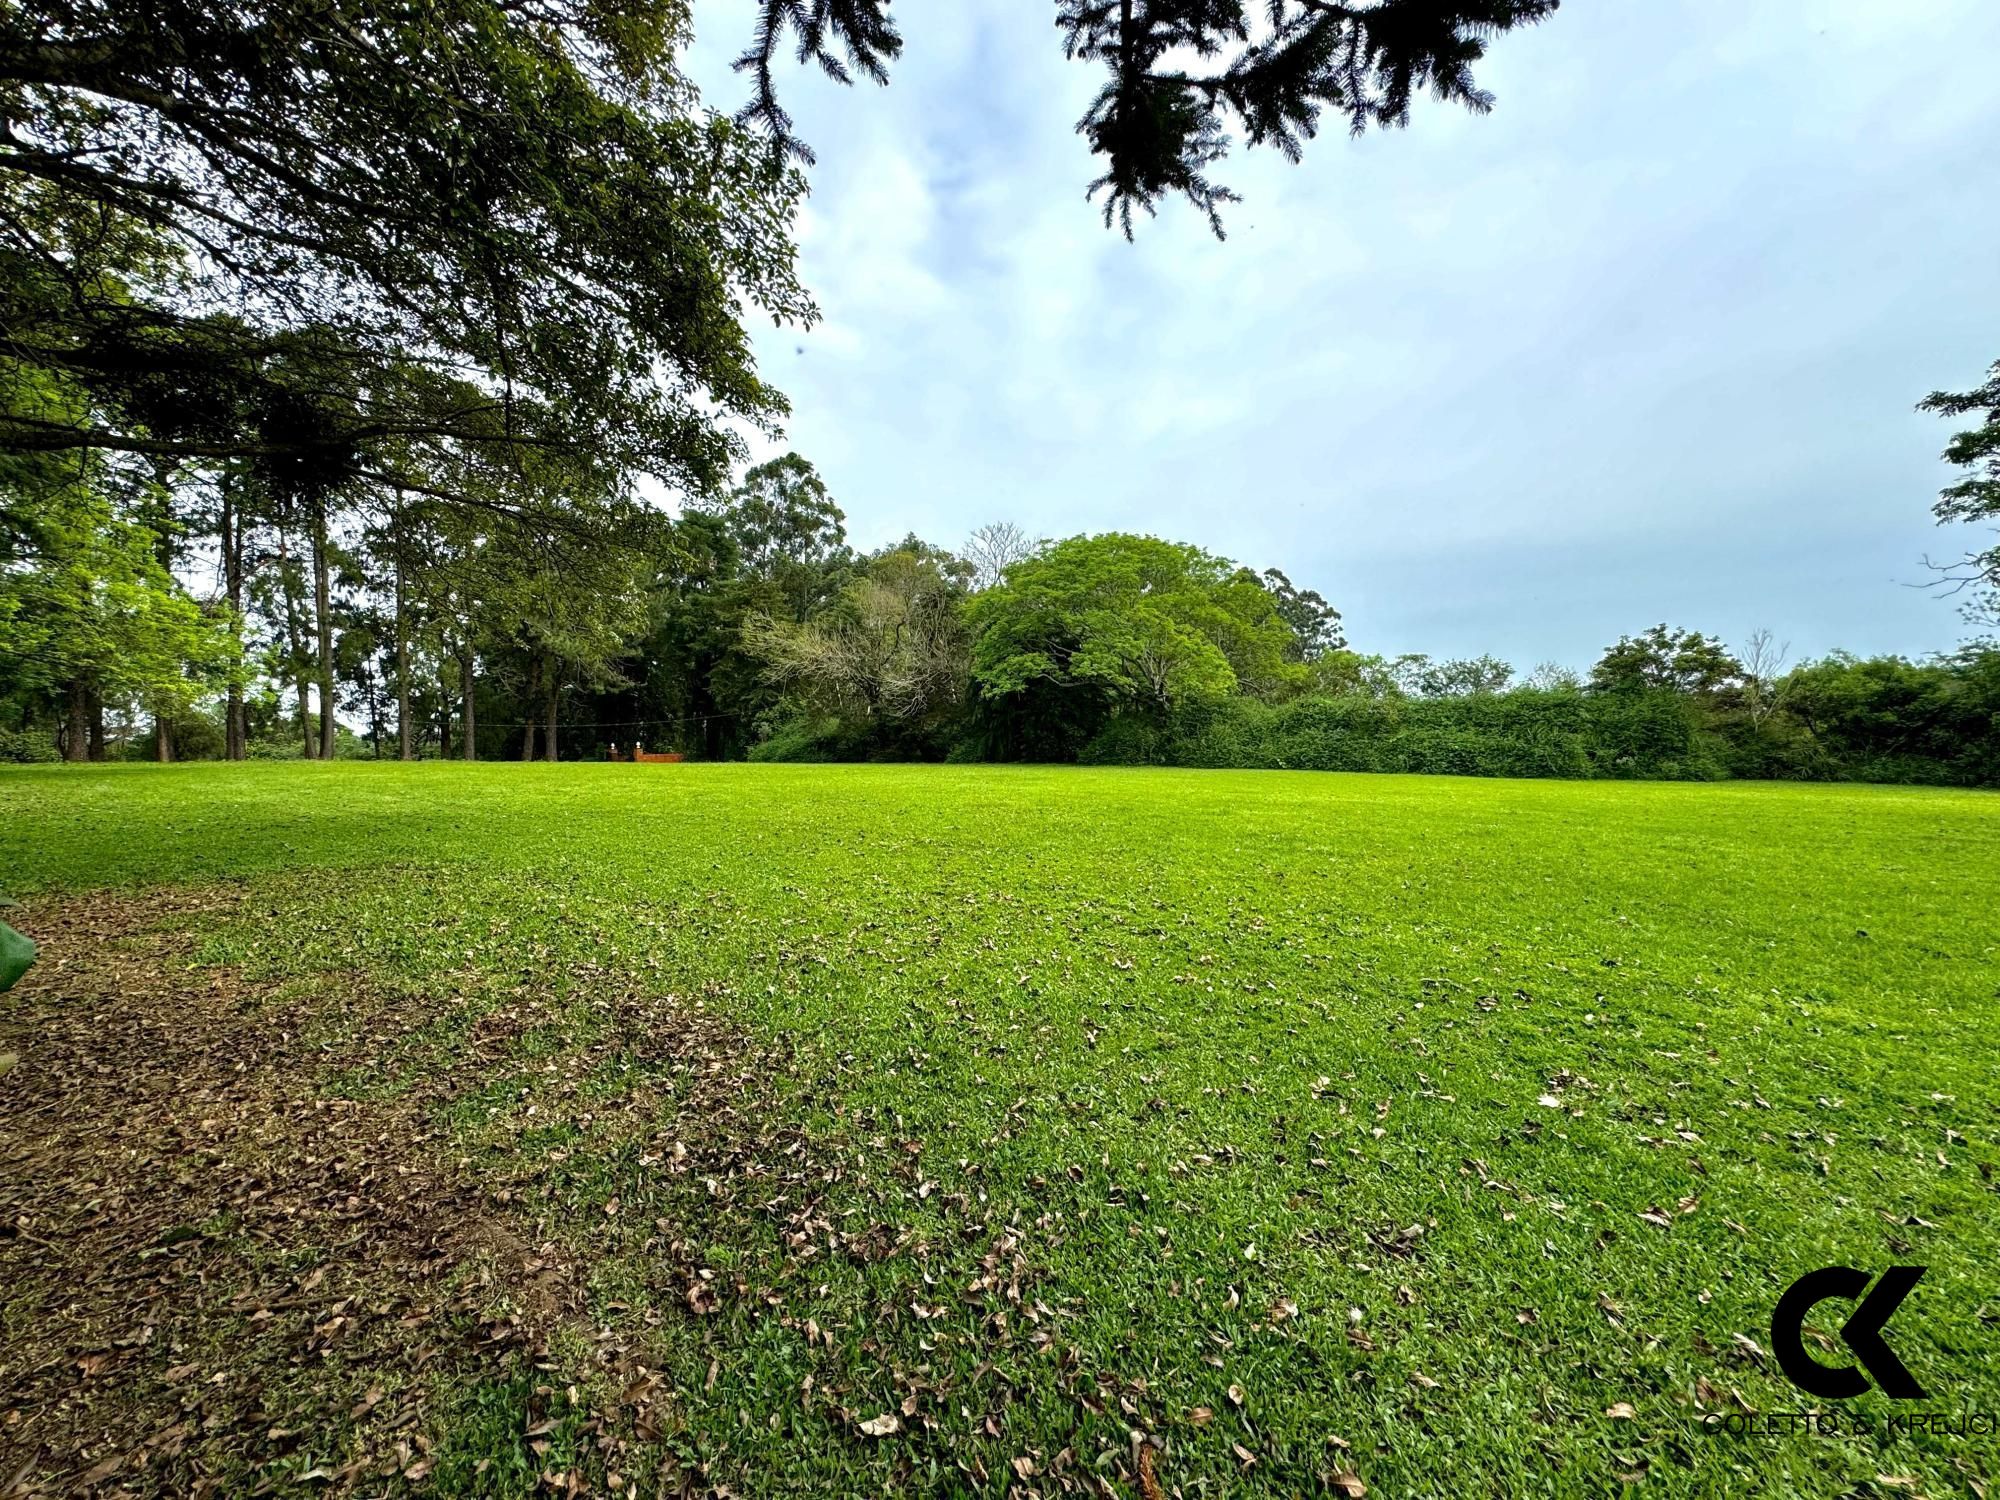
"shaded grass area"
0,887,848,1497
2,762,1998,1497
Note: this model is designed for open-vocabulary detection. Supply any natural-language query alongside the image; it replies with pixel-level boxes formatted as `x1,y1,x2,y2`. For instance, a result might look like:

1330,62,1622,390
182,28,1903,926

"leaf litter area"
0,885,893,1498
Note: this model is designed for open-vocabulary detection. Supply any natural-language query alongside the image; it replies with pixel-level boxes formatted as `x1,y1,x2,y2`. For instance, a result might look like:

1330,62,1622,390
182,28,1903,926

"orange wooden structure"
608,743,684,763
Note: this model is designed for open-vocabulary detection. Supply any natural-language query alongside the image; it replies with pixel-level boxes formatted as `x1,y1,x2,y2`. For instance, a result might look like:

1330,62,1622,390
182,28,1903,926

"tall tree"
1590,625,1742,697
745,541,972,744
1259,568,1344,661
1397,653,1514,697
967,533,1303,718
0,460,237,751
218,466,247,758
965,522,1038,591
311,495,336,759
479,494,652,762
695,453,853,623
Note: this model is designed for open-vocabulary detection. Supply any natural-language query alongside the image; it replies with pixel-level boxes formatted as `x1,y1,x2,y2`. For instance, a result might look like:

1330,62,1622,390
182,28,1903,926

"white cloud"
685,0,2000,665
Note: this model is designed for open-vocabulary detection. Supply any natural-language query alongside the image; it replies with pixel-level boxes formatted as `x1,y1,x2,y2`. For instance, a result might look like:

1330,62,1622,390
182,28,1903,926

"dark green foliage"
1774,649,2000,786
1920,358,2000,625
0,728,59,762
1398,652,1517,697
1590,624,1742,696
1078,690,1637,779
746,713,880,763
737,0,1559,236
1259,567,1344,661
691,455,855,624
1,0,807,502
1062,654,2000,785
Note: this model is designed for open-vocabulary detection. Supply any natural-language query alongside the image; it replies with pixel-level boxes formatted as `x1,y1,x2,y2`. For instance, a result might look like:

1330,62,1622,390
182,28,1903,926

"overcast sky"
686,1,1999,670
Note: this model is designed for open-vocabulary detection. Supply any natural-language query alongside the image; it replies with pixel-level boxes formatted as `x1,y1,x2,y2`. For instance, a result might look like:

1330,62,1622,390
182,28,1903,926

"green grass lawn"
2,763,1997,1498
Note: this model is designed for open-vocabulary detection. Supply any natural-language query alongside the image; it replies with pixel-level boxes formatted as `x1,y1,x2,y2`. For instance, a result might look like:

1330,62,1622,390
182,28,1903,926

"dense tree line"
6,455,1997,786
3,0,1995,784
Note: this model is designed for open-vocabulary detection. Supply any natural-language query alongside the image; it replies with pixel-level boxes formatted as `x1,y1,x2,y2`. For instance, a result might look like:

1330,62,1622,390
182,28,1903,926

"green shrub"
758,653,2000,786
1078,716,1166,766
0,728,60,763
748,715,851,763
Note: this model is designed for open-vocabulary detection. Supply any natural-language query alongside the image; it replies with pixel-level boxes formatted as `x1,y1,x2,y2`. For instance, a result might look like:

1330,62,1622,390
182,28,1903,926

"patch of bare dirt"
0,887,766,1496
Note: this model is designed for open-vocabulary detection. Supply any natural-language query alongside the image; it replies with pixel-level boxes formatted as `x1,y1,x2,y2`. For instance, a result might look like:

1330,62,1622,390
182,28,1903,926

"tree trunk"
313,499,336,761
460,652,476,760
277,529,315,757
520,655,540,761
221,476,245,759
395,540,413,763
144,479,177,767
87,687,105,761
63,679,88,762
543,655,559,762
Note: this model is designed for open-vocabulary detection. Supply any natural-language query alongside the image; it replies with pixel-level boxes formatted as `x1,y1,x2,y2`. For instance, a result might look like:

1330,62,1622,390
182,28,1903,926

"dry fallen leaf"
1188,1406,1214,1427
1137,1444,1166,1500
856,1413,901,1438
1226,1382,1246,1408
1329,1469,1368,1497
1605,1401,1637,1420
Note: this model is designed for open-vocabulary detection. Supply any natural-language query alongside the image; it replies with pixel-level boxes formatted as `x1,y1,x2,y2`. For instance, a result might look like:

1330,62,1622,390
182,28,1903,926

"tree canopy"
737,0,1561,236
1,0,808,497
967,533,1302,715
1589,625,1742,697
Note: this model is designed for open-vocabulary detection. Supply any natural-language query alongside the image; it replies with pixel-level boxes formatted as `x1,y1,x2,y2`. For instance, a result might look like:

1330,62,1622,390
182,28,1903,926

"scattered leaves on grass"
0,888,822,1497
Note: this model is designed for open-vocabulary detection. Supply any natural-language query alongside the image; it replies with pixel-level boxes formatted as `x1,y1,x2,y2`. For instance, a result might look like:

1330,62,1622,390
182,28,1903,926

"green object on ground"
0,920,33,993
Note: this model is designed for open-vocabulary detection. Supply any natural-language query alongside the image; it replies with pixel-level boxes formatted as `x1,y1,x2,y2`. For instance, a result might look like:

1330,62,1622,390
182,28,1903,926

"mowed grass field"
1,763,1997,1499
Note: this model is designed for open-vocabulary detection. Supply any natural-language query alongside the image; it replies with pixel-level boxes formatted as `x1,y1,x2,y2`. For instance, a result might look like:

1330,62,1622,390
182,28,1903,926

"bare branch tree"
964,521,1039,591
1739,628,1791,725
